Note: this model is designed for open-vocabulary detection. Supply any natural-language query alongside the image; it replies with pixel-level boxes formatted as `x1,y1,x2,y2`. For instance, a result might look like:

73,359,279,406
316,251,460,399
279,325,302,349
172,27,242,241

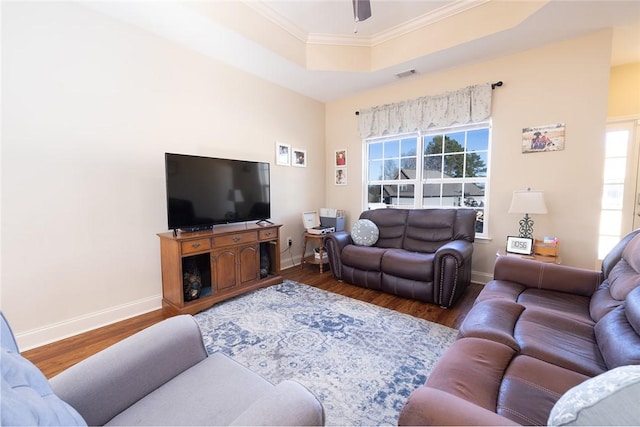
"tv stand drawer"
213,231,258,248
181,238,212,254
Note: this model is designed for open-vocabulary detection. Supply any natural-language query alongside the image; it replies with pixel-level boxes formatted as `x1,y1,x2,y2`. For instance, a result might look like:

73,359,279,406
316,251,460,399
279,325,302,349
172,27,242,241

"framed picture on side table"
506,236,534,255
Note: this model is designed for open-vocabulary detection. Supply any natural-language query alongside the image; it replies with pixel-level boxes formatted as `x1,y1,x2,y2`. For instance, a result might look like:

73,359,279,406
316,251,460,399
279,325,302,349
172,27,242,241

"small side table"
301,232,329,273
496,250,560,264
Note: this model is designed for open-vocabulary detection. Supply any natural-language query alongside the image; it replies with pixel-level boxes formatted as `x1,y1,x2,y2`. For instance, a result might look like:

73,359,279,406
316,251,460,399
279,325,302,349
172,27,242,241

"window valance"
357,83,493,138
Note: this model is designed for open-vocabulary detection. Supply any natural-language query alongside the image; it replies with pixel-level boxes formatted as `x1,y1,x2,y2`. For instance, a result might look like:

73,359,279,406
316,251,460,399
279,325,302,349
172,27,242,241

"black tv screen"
165,153,271,231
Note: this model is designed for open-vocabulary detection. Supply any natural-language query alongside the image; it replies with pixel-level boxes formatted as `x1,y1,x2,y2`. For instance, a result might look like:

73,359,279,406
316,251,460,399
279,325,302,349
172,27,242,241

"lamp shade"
508,190,547,214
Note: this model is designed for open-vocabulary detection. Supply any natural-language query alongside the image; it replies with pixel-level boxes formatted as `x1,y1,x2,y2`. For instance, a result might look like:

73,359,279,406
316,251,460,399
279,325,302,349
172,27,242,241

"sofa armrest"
398,387,519,426
493,256,602,297
230,380,325,426
435,240,473,264
433,240,474,307
324,231,352,280
50,315,208,426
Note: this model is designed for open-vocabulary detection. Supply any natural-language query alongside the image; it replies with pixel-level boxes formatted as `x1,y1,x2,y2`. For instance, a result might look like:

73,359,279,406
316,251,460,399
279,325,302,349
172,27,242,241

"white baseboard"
16,295,162,351
471,270,493,285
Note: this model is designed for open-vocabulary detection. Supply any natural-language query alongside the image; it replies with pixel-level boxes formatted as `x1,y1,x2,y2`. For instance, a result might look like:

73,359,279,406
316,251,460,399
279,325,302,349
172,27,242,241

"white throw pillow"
351,219,379,246
547,365,640,426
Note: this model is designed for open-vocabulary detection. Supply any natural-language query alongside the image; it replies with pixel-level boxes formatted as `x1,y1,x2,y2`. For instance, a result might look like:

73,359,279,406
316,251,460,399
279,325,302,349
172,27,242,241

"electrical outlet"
287,237,293,247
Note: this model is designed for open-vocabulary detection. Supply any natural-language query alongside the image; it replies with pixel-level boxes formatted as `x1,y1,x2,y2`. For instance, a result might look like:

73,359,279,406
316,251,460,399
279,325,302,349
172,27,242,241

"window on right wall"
365,121,491,237
598,119,639,259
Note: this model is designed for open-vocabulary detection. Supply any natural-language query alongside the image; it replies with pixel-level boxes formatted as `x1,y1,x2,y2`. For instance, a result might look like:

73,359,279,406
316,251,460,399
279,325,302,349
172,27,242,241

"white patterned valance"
357,83,493,138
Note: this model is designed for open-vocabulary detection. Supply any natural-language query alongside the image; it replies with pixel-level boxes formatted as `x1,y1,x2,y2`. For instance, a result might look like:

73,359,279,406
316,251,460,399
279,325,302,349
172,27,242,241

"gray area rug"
194,280,458,426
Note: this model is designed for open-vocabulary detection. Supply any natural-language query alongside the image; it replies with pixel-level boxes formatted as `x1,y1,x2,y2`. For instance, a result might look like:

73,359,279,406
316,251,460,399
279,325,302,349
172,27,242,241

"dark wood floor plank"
22,265,480,378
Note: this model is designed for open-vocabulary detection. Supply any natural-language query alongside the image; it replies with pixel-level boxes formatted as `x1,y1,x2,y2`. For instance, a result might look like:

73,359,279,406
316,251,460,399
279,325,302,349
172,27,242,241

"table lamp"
508,188,547,238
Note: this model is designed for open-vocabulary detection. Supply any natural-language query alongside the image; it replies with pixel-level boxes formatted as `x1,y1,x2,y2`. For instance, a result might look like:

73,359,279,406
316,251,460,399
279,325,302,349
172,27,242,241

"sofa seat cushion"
425,338,517,412
341,245,387,271
381,249,434,281
497,355,589,425
516,289,593,325
514,309,606,377
106,353,274,426
477,281,593,324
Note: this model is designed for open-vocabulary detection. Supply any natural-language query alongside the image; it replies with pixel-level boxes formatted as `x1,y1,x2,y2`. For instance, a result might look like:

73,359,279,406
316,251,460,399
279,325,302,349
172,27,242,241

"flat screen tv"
165,153,271,231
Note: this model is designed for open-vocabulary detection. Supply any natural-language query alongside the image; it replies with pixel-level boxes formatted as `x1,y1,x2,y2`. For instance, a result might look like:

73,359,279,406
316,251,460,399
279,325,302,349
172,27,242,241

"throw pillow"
351,219,379,246
547,365,640,426
1,348,87,426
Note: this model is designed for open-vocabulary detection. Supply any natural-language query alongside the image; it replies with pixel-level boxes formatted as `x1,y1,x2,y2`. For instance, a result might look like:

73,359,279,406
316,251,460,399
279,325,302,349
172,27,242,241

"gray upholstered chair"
1,312,325,426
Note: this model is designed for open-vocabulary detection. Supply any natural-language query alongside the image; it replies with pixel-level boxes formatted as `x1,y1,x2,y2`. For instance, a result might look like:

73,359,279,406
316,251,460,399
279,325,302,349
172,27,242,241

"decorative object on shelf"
182,258,202,301
506,236,534,255
292,148,307,167
275,142,291,166
534,237,559,257
522,123,565,153
508,188,547,238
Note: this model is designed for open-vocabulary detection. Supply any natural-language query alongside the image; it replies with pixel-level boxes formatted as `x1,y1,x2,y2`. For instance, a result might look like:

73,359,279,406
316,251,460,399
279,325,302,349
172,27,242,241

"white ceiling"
85,0,640,102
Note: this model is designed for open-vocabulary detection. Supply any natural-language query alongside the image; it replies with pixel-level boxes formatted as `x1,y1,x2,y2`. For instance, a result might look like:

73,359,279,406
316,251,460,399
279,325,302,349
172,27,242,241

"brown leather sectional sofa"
324,208,476,308
399,229,640,425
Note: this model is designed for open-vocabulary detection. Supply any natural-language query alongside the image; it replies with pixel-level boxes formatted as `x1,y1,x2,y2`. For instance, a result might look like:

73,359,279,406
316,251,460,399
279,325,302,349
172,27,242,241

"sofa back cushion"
595,286,640,369
404,209,475,253
359,209,408,249
608,233,640,300
601,229,640,279
590,232,640,321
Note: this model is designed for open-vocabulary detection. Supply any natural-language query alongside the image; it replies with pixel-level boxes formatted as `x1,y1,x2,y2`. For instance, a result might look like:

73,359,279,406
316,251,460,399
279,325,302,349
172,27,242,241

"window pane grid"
365,124,490,236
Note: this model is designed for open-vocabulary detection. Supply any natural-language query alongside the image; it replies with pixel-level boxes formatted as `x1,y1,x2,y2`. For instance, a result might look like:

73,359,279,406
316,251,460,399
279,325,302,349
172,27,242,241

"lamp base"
518,214,534,239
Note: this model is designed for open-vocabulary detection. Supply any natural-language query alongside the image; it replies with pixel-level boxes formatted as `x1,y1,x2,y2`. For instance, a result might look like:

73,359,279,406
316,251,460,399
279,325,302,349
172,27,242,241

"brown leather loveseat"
399,229,640,425
324,208,476,308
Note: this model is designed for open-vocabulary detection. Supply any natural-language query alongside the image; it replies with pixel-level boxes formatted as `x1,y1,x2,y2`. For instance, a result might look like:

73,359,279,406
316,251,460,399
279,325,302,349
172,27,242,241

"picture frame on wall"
506,236,534,255
522,123,565,153
276,142,291,166
292,148,307,167
335,149,347,167
335,167,347,185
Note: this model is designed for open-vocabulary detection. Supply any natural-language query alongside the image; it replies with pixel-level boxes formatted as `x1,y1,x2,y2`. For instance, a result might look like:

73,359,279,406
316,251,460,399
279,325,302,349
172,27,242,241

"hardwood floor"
22,265,481,379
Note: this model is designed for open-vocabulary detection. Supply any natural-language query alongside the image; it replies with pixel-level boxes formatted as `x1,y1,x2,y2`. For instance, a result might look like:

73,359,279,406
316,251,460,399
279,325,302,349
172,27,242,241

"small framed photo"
335,167,347,185
276,142,291,166
335,149,347,166
292,148,307,167
506,236,534,255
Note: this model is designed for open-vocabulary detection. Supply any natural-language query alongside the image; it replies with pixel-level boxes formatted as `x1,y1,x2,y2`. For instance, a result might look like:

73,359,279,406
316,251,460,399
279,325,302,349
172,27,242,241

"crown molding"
247,0,489,47
243,0,308,43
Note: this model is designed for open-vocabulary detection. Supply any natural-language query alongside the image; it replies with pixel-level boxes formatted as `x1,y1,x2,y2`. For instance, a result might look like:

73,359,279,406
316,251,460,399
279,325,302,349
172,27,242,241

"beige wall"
325,30,613,283
608,62,640,117
1,2,324,348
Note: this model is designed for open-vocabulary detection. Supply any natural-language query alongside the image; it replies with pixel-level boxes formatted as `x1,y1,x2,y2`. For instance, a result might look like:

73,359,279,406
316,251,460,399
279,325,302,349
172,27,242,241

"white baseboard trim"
471,270,493,285
16,295,162,351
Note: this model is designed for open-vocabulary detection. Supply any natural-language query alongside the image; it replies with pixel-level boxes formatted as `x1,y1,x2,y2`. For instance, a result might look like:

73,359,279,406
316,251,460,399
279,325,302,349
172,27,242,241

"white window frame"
363,121,491,238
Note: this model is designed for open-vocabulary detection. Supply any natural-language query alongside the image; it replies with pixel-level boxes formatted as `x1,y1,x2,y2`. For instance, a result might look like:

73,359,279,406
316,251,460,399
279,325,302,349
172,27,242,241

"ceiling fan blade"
353,0,372,22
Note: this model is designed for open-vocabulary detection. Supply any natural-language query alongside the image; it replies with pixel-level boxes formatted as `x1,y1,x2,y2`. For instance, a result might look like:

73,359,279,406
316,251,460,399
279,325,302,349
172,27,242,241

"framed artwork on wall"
522,123,565,153
276,142,291,166
335,167,347,185
335,149,347,166
506,236,534,255
292,148,307,167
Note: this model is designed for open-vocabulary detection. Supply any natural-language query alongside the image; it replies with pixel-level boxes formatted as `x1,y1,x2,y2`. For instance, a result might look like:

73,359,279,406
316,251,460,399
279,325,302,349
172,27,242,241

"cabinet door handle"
191,243,201,249
233,236,241,243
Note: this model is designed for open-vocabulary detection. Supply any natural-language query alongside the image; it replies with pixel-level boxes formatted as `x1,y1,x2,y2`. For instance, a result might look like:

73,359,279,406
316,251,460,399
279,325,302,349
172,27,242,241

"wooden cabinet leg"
301,236,308,269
